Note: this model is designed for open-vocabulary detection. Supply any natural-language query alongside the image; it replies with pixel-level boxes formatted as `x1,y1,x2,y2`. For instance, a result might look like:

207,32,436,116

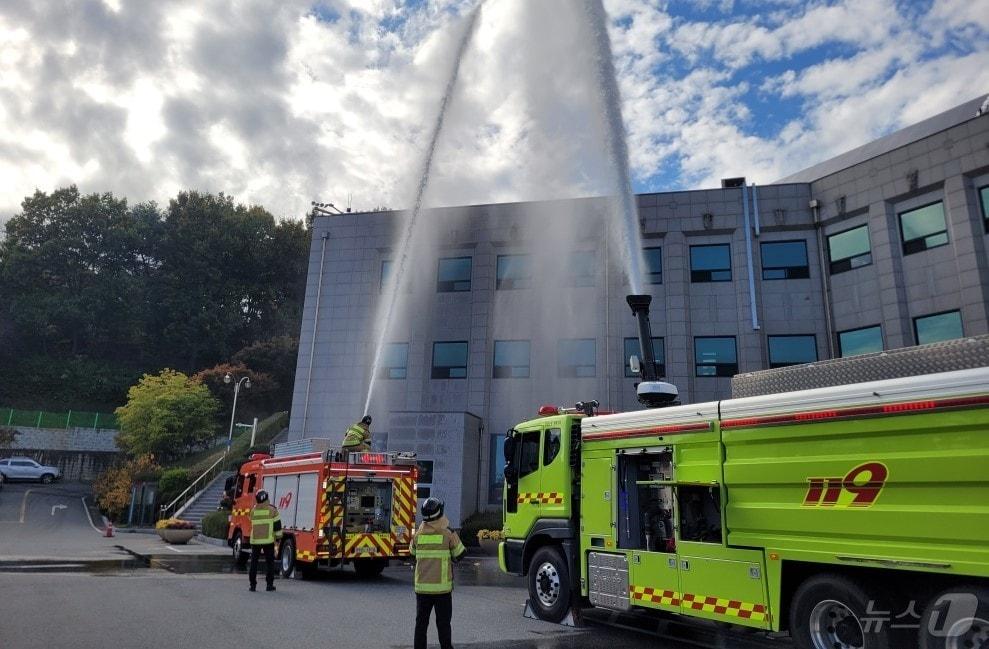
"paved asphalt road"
0,483,792,649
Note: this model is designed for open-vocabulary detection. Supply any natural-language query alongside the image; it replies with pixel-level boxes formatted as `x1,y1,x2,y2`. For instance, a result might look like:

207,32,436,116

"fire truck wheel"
354,558,387,579
527,546,572,623
231,531,248,567
279,538,296,578
790,574,891,649
919,585,989,649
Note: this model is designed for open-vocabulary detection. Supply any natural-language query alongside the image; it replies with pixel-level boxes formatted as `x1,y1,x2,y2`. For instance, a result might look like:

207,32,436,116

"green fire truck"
499,295,989,649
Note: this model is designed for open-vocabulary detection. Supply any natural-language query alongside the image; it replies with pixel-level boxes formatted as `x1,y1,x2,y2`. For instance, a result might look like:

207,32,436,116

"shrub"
93,454,160,521
477,529,504,541
459,510,502,547
158,468,191,505
201,510,230,539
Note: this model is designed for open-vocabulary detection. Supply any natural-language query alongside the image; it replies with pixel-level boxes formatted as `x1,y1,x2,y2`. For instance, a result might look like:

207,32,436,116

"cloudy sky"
1,0,987,223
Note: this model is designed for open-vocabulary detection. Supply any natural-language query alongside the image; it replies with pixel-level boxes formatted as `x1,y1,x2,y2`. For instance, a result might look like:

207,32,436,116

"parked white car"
0,457,62,483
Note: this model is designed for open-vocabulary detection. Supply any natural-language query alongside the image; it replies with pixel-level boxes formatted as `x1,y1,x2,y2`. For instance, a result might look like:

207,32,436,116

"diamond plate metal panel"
732,336,989,398
588,552,630,611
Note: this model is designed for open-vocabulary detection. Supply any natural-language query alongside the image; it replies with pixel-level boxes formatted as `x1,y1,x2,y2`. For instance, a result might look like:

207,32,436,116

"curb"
195,534,229,547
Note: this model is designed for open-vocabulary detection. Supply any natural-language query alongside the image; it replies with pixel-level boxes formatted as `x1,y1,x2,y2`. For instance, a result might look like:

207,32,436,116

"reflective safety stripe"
452,542,465,556
417,534,444,545
251,505,280,544
414,549,453,559
415,580,454,593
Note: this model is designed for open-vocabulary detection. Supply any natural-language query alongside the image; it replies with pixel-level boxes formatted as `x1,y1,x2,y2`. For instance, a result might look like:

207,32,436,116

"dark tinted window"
761,241,809,280
768,335,818,368
838,325,883,357
567,251,596,287
694,337,737,377
899,202,948,255
644,247,662,284
558,339,596,378
543,428,562,466
380,260,393,291
380,343,408,379
623,337,665,377
518,432,541,478
493,340,530,378
827,225,871,274
914,310,963,345
690,244,731,282
431,342,468,379
437,257,472,292
496,254,532,290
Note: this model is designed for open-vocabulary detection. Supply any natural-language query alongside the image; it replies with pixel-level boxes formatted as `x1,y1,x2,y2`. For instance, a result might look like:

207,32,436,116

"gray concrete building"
288,95,989,523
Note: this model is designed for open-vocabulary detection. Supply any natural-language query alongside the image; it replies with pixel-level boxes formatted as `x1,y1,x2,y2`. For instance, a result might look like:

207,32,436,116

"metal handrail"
158,453,227,520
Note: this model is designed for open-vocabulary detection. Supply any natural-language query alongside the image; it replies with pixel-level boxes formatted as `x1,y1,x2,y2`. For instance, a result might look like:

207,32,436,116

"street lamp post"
224,373,252,451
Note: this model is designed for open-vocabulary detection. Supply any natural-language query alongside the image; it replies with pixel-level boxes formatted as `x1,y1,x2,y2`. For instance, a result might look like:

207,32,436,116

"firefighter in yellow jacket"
249,490,282,592
411,497,466,649
342,415,373,452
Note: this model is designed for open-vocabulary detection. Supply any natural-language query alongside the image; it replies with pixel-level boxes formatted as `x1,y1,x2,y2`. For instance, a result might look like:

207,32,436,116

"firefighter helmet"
421,497,444,522
361,415,372,426
255,490,269,504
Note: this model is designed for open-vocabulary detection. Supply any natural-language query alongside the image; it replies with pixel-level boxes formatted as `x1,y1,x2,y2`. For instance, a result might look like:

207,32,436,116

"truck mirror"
503,463,518,485
629,354,641,375
503,434,517,463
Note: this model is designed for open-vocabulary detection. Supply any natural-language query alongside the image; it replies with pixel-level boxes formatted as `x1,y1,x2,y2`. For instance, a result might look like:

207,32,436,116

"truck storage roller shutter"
295,473,318,530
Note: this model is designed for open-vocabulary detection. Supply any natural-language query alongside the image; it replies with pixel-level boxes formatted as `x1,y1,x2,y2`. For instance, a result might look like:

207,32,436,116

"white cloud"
0,0,986,227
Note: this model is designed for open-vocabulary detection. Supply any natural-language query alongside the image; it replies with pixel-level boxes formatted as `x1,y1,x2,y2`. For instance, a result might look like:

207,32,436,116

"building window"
380,260,393,291
980,186,989,233
623,337,665,377
914,310,963,346
558,338,596,378
567,251,597,287
417,460,434,499
899,201,948,255
431,341,468,379
767,335,818,368
644,247,663,284
379,343,408,379
827,225,872,274
761,241,810,280
837,325,883,357
694,337,737,377
493,340,530,378
488,434,505,504
690,244,731,282
436,256,472,292
496,254,532,290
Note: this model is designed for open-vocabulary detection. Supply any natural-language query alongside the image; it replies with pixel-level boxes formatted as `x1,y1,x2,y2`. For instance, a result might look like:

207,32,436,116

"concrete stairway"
176,471,234,528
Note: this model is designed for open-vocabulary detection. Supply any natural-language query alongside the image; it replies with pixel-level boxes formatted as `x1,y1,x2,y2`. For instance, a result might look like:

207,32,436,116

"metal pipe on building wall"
301,231,330,437
742,184,761,330
811,201,836,357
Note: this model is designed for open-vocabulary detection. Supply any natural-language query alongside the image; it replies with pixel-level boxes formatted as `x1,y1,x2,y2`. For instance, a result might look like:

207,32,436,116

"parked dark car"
0,457,62,483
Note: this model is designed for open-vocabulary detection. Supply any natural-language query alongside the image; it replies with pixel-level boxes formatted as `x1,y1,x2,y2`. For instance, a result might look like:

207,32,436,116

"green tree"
232,336,299,409
192,362,277,424
115,370,220,461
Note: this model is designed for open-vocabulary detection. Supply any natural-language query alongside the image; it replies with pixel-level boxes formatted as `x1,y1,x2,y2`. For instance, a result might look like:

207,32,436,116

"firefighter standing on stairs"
249,490,282,592
411,497,466,649
342,415,373,452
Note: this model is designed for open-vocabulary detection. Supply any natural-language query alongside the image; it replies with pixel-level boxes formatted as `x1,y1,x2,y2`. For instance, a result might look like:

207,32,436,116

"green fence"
0,407,119,430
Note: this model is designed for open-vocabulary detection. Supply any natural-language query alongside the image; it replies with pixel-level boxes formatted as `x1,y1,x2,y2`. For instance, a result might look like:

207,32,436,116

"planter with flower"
476,529,504,556
155,518,197,544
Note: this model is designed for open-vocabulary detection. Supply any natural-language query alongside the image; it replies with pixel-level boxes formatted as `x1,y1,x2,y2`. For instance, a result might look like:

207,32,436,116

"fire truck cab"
228,449,418,578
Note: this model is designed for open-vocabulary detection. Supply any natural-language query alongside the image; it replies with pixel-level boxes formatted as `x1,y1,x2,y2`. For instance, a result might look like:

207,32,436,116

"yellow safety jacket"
250,503,282,545
342,423,371,450
410,517,466,594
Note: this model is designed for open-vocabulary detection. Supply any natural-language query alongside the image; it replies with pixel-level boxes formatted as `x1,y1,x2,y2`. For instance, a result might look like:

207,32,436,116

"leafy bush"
477,529,504,541
93,454,160,521
156,518,196,530
459,510,502,547
201,510,230,539
158,468,191,505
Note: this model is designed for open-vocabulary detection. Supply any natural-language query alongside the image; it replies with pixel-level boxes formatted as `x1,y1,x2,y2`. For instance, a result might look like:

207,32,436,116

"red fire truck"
227,449,418,578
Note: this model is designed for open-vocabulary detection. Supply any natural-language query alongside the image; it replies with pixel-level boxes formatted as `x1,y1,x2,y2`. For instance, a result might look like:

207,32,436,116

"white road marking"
51,504,68,516
81,496,104,534
19,489,33,524
166,546,182,553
